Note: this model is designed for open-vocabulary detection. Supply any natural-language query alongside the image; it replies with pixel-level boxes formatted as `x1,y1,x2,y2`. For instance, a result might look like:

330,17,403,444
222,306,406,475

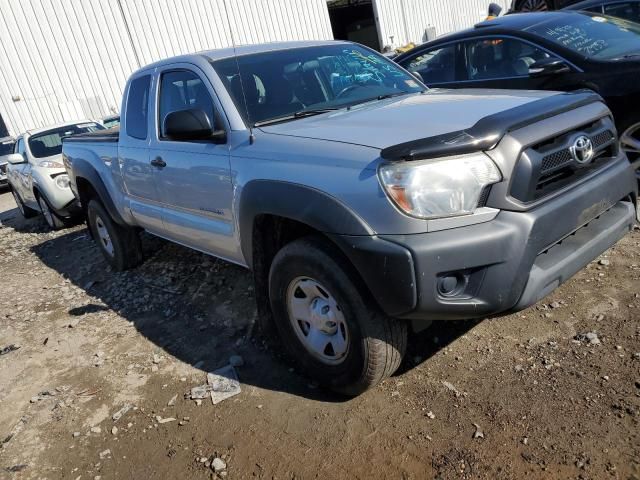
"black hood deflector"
380,90,602,161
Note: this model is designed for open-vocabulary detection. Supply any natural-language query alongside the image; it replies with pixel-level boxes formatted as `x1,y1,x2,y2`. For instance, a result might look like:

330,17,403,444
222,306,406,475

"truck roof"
133,40,350,74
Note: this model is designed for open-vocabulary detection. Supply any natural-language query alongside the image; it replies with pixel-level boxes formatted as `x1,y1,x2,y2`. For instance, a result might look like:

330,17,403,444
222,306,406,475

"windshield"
527,13,640,60
28,122,104,158
211,44,424,126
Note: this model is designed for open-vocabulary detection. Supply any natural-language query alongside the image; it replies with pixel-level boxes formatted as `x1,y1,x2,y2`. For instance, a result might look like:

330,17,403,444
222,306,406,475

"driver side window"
404,45,457,84
15,138,25,159
464,38,552,80
159,70,216,139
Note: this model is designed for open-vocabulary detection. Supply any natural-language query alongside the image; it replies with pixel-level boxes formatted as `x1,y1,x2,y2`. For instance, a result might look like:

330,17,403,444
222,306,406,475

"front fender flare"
238,180,417,317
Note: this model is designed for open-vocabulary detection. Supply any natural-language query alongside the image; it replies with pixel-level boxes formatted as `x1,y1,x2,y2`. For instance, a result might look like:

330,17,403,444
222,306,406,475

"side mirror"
164,109,226,142
6,153,26,165
529,58,571,78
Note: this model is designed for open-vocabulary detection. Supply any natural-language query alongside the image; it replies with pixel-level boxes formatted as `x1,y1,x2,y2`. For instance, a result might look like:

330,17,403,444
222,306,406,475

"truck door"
119,73,165,233
149,65,237,262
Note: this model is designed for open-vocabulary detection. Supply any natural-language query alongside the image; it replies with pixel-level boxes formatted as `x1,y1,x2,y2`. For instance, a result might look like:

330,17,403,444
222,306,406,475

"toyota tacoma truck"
62,41,638,395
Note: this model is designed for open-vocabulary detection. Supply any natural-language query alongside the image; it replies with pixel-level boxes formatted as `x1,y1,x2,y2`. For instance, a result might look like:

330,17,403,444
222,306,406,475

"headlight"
39,160,64,169
379,152,502,219
55,174,70,189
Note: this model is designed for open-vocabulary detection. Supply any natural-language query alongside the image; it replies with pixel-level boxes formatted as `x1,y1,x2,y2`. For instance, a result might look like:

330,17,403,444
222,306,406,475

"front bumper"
332,156,637,321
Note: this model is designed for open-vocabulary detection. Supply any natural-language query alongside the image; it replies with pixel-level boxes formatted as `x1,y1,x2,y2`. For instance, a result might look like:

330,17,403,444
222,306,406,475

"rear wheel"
37,194,65,230
514,0,550,11
10,187,37,218
268,236,407,396
87,199,143,271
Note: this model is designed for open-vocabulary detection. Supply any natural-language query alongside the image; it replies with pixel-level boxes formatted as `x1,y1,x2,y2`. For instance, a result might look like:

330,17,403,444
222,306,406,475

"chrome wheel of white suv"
37,195,64,230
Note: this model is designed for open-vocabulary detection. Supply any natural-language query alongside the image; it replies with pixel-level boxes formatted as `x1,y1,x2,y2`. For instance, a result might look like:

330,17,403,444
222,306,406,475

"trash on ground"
207,365,241,405
190,384,212,400
112,404,132,422
0,344,20,356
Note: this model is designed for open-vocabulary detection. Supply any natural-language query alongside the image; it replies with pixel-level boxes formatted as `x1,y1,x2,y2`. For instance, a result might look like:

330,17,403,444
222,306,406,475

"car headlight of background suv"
378,152,502,219
54,174,70,189
38,160,65,169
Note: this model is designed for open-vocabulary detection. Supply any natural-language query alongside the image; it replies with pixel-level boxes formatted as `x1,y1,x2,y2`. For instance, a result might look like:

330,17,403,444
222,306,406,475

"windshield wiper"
254,108,338,127
347,91,415,109
613,53,640,60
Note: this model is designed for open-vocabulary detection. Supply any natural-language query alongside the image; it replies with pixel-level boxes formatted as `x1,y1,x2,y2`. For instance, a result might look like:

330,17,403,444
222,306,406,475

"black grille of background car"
510,118,617,203
0,163,6,175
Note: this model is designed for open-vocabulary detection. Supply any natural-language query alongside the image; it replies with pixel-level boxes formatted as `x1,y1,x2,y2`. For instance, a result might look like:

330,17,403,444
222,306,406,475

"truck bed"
63,126,119,143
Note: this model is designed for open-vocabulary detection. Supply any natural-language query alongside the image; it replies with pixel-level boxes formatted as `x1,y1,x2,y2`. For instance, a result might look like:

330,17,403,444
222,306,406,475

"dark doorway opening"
0,113,8,138
327,0,381,51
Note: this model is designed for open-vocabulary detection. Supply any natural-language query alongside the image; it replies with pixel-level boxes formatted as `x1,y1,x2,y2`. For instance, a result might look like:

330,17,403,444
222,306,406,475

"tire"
10,186,37,219
86,199,143,271
268,236,407,396
514,0,550,11
37,193,65,230
618,117,640,186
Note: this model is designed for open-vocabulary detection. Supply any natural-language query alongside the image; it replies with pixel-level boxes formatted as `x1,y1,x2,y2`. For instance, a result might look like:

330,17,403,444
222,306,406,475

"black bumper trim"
513,201,635,310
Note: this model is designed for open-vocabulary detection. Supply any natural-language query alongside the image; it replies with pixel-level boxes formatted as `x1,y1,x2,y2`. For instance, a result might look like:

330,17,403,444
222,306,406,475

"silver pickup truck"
62,40,638,395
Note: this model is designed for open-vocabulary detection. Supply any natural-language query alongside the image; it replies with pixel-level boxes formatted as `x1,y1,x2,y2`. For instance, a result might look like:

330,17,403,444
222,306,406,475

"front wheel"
37,194,65,230
87,199,143,271
268,236,407,396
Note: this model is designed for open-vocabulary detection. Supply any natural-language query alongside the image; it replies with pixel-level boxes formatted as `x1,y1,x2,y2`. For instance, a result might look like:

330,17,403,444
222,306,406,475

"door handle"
150,156,166,168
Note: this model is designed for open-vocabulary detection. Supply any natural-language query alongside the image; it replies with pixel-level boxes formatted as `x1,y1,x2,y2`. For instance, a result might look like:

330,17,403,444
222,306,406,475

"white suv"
6,121,103,229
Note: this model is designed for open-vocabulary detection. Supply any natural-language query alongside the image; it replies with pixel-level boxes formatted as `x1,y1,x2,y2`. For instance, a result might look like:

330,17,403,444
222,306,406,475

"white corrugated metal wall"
0,0,333,137
373,0,511,48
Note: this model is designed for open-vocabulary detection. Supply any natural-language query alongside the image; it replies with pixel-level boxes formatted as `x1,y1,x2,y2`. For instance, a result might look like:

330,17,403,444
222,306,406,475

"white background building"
0,0,509,137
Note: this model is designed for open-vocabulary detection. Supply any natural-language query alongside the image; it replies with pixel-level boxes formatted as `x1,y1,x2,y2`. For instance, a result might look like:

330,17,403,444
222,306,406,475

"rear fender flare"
72,159,126,225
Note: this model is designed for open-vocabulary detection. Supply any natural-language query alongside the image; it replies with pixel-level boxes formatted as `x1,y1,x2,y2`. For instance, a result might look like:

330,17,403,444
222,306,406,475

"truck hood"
259,89,559,150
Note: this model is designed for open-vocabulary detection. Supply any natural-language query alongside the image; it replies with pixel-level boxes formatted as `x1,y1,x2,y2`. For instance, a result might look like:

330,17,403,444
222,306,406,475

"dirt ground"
0,188,638,480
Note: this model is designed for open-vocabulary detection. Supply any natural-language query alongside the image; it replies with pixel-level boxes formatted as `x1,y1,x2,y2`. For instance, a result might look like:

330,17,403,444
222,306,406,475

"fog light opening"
437,273,468,298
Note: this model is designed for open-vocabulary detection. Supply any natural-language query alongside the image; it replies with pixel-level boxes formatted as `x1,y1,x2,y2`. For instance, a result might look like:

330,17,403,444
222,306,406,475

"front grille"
0,163,6,175
510,117,617,203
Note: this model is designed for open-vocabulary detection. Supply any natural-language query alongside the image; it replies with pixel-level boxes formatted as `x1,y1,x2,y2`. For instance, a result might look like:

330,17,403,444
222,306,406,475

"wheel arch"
239,181,416,320
72,159,126,226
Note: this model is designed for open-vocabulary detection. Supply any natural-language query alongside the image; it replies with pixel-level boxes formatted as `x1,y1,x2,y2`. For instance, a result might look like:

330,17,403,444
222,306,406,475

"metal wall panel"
373,0,511,48
0,0,333,137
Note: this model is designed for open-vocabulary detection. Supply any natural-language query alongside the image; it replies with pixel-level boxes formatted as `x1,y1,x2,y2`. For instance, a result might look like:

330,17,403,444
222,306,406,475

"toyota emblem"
570,135,594,164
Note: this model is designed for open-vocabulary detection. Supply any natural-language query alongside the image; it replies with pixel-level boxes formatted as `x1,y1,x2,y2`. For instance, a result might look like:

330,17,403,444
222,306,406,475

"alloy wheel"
286,277,350,365
620,122,640,181
518,0,549,11
38,196,55,228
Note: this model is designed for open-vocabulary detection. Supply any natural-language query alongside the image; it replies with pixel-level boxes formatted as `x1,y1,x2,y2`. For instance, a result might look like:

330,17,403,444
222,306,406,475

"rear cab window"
126,75,151,140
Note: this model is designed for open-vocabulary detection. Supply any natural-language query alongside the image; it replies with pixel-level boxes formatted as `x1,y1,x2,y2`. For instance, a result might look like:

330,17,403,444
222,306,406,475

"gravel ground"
0,188,639,480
